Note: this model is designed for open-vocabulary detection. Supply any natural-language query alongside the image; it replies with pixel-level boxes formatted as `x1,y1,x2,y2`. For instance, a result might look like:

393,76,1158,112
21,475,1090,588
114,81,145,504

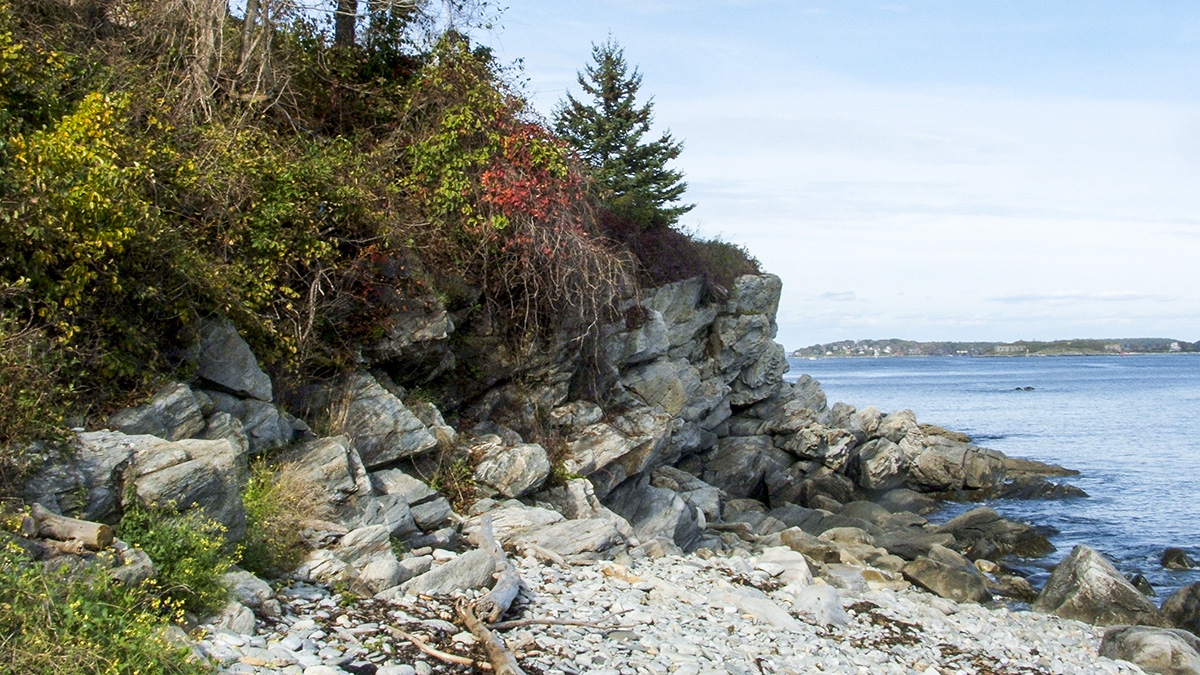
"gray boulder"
775,424,857,471
509,518,629,561
278,436,370,507
854,438,907,491
401,549,496,596
193,319,272,402
108,383,206,441
204,391,297,455
473,439,550,499
1164,583,1200,637
700,435,791,499
621,359,700,418
875,488,939,515
935,507,1053,561
341,372,438,469
902,556,990,604
604,480,701,551
1033,545,1168,626
907,436,1005,492
1099,625,1200,675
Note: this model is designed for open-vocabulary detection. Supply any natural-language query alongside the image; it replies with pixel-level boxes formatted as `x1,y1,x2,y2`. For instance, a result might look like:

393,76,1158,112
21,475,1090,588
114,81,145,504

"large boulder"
907,436,1005,492
700,436,791,499
621,359,701,417
775,424,857,471
560,408,675,499
1164,583,1200,637
108,383,206,441
854,438,908,491
935,507,1053,560
1033,545,1169,627
278,436,370,507
340,372,438,469
193,319,272,402
604,480,701,551
639,277,718,350
472,438,551,499
1099,625,1200,675
902,556,990,604
205,391,298,455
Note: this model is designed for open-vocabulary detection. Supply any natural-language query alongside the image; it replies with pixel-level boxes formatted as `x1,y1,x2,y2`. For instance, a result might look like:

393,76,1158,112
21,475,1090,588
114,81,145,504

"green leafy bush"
0,539,207,675
117,500,236,615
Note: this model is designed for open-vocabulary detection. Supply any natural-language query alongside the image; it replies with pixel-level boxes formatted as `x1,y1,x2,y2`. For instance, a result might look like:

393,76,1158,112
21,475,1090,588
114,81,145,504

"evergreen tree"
554,38,693,228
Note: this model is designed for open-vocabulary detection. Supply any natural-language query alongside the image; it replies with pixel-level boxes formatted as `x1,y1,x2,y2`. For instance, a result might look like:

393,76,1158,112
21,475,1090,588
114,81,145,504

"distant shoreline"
790,337,1199,359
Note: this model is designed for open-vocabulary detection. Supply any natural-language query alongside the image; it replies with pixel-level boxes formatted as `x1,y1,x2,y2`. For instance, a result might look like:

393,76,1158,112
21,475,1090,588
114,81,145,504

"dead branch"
458,600,525,675
383,626,488,670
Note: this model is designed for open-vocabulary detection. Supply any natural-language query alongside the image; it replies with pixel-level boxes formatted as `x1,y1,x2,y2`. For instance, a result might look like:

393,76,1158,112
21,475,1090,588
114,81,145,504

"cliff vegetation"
0,0,757,487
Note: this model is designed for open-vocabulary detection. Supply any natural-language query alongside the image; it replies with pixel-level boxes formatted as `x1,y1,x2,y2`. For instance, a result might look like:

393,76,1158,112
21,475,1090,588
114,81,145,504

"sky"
478,1,1200,350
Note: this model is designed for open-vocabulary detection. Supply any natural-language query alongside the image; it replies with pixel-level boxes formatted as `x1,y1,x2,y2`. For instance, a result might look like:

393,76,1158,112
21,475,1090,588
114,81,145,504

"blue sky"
481,1,1200,350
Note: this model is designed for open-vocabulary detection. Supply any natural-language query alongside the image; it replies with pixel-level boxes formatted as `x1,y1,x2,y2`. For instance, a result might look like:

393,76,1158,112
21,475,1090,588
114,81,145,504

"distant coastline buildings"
790,337,1199,358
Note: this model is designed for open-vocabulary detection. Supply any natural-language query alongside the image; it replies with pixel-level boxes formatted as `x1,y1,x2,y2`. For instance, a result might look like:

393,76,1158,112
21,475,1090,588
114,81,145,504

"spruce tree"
554,38,693,228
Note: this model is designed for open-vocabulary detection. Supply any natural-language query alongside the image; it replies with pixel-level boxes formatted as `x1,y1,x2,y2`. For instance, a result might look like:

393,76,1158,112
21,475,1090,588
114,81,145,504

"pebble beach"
196,548,1144,675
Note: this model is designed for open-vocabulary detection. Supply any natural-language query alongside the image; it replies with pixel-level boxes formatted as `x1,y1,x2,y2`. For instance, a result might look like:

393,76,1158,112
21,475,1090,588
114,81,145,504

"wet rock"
1131,573,1158,598
1033,545,1168,627
875,488,939,516
983,475,1088,500
1099,625,1200,675
1164,548,1198,570
1164,583,1200,637
935,507,1053,561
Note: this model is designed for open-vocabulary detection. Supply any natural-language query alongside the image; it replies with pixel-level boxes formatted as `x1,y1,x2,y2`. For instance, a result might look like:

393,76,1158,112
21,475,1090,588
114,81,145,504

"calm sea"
785,353,1200,601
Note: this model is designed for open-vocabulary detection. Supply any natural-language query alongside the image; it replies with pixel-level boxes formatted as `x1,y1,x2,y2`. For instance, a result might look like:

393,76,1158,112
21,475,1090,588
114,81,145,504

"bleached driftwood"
458,599,525,675
22,503,114,550
470,513,523,623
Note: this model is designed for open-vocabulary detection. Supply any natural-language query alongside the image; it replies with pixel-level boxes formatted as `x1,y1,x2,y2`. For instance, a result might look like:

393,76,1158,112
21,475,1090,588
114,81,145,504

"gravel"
195,549,1146,675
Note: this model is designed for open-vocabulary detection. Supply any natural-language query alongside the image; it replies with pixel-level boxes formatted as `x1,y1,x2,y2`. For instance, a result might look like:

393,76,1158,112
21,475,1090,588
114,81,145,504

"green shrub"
117,500,236,616
0,538,207,675
240,459,329,578
0,302,74,492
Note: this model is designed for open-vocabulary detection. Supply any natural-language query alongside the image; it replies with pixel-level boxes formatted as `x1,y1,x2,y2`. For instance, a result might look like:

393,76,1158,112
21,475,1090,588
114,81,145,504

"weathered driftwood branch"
471,513,523,623
23,503,114,550
458,600,526,675
383,626,488,669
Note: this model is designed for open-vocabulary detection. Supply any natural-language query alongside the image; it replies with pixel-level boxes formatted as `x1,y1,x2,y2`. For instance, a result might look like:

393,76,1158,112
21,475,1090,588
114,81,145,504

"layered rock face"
22,275,1079,622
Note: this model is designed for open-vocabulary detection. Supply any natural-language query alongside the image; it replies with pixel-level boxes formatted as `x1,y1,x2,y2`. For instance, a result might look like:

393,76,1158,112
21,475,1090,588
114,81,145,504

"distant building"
995,344,1026,354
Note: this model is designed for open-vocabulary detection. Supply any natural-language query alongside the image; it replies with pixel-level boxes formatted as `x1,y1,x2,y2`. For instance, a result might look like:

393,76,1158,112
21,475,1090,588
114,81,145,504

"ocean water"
785,353,1200,602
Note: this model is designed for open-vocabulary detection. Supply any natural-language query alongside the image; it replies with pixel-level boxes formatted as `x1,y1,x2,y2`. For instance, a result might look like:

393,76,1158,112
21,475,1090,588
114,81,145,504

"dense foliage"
555,38,692,228
0,534,206,675
0,0,756,475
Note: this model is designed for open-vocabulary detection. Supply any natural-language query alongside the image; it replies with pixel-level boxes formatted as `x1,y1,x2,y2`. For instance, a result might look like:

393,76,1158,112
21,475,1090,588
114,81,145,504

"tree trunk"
334,0,358,48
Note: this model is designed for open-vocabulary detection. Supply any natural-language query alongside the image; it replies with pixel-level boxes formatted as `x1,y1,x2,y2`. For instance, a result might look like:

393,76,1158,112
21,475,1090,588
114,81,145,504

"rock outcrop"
1033,545,1168,627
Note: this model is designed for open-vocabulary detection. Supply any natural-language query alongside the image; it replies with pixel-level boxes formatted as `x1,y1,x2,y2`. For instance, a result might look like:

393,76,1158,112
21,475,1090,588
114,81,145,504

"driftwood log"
458,600,525,675
470,513,523,624
22,503,114,550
